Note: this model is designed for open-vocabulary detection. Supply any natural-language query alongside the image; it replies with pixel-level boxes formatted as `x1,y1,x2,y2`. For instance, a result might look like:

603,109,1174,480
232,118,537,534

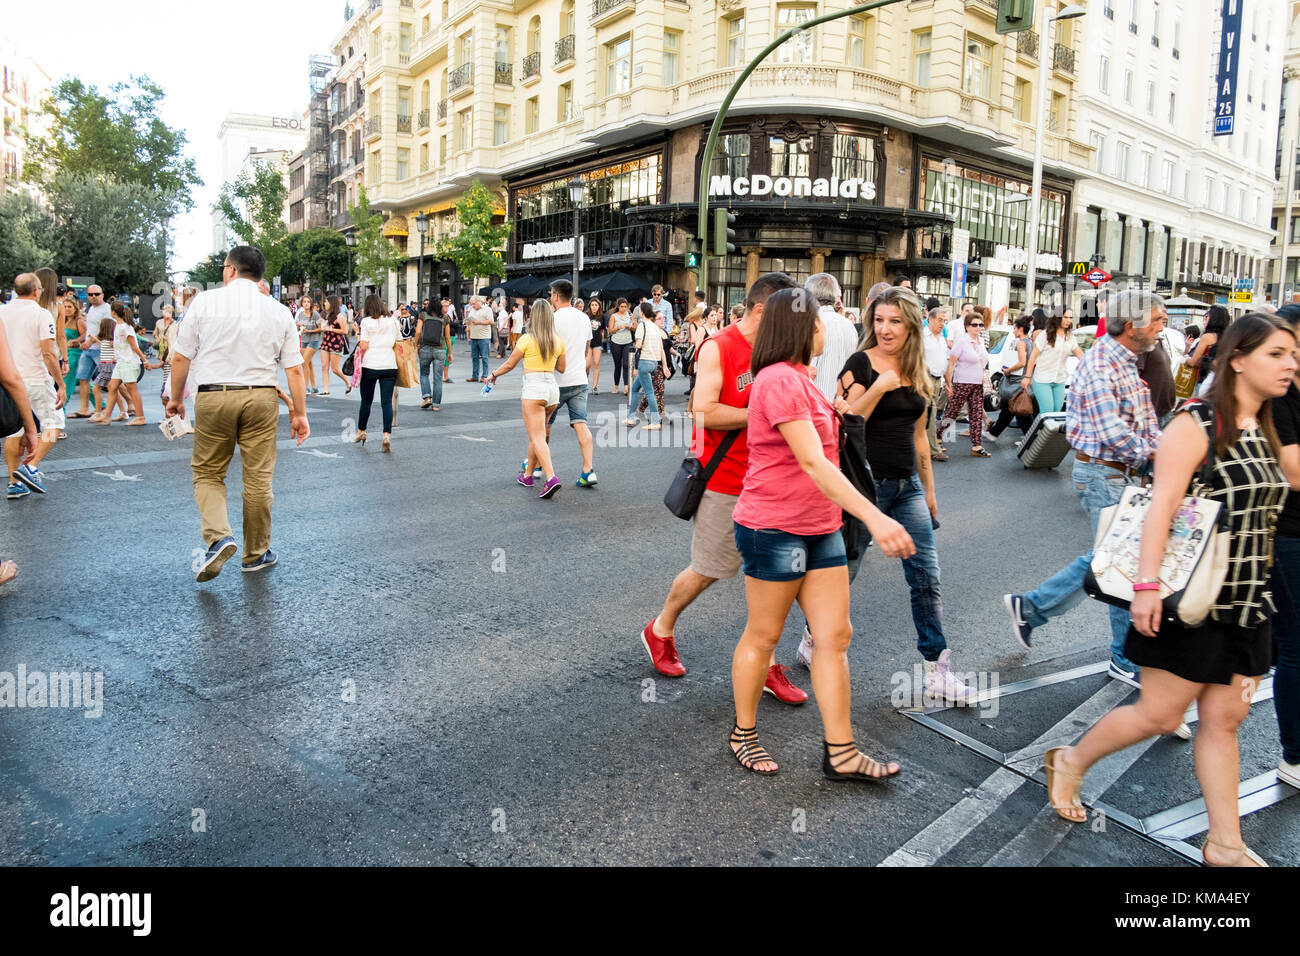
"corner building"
359,0,1087,309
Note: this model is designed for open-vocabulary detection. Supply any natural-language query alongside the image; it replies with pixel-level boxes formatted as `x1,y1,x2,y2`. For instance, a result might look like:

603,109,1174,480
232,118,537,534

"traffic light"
685,236,700,269
996,0,1034,34
713,208,737,257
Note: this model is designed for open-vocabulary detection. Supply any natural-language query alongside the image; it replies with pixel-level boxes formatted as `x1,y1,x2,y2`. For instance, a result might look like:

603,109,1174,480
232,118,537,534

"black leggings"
358,367,396,433
609,341,633,387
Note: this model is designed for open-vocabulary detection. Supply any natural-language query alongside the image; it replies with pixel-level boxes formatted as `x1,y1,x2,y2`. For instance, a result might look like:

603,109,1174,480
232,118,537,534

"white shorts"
520,372,559,405
14,378,63,439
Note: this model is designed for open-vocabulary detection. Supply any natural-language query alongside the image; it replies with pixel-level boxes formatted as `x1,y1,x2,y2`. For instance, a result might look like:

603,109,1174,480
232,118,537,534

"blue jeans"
846,474,946,661
471,338,490,379
1021,459,1135,670
1273,535,1300,764
628,359,660,424
418,345,444,404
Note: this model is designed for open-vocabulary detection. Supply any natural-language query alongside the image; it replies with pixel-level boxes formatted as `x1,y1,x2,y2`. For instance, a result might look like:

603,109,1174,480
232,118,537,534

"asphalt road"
1,347,1295,866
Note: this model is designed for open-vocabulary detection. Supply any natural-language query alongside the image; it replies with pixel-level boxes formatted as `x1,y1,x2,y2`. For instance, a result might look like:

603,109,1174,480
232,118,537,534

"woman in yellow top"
484,299,568,499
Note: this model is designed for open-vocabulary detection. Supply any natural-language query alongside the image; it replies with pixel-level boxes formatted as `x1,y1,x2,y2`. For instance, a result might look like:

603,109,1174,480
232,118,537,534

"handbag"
997,372,1023,403
1007,385,1034,417
1082,408,1229,627
394,339,418,389
1173,361,1198,400
837,411,878,561
664,429,740,520
341,348,356,378
0,387,31,437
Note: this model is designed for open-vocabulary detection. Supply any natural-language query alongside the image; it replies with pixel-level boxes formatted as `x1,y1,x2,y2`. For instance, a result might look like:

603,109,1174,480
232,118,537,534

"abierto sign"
708,174,877,201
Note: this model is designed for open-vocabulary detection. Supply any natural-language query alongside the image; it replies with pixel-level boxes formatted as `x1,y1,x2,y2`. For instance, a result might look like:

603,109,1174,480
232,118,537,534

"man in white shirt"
2,274,64,498
169,246,309,582
464,294,494,381
923,306,951,460
805,273,860,402
543,279,597,486
71,284,114,418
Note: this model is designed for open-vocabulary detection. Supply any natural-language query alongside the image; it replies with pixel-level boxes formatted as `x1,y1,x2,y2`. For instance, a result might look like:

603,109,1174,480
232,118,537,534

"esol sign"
708,174,877,201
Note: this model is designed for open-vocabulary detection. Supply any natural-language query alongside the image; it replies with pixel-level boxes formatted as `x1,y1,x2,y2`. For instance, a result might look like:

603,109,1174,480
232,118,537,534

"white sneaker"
795,625,814,668
1172,722,1192,740
922,650,975,705
1279,759,1300,789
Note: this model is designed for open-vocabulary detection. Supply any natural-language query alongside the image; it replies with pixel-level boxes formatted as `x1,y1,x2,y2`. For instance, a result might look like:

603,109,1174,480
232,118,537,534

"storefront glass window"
827,254,863,310
831,134,876,182
712,133,750,179
759,256,811,284
513,154,663,265
770,136,814,177
709,256,749,309
921,158,1067,267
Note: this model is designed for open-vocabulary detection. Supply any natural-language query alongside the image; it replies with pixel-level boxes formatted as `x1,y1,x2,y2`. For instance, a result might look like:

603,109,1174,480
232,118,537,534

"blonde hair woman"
485,299,567,499
799,286,974,704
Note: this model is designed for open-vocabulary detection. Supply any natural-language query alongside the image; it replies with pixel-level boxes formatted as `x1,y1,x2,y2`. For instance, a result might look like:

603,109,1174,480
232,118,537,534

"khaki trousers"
191,388,279,561
927,375,944,455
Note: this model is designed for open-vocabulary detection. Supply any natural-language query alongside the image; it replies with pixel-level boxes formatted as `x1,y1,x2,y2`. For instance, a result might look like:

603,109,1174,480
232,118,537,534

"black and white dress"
1126,401,1288,684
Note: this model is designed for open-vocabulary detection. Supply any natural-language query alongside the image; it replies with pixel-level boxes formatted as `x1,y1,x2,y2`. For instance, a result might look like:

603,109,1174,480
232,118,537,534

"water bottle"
481,379,493,396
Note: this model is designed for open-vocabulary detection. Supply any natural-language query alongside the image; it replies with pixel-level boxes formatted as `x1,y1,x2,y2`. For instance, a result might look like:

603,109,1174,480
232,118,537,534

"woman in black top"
1044,313,1296,866
586,297,606,393
1185,304,1230,389
797,286,974,704
1270,307,1300,790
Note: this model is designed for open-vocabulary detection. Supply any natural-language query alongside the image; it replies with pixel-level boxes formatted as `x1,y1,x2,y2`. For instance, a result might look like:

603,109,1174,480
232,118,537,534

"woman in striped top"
1043,313,1297,867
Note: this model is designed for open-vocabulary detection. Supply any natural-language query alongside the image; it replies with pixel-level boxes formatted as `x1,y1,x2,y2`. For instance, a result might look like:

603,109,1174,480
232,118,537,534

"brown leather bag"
1007,385,1034,417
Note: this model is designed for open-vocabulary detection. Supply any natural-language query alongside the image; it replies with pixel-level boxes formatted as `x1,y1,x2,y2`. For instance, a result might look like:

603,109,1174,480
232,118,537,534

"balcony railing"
555,34,575,64
365,116,381,136
592,0,633,16
417,108,430,130
495,61,513,85
522,51,541,80
448,62,473,93
332,211,354,230
1053,43,1076,74
1019,30,1039,59
397,114,412,133
437,98,448,121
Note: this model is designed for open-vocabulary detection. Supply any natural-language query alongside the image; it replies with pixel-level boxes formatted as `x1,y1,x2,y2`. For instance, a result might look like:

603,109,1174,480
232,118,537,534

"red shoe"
764,664,808,705
641,618,685,677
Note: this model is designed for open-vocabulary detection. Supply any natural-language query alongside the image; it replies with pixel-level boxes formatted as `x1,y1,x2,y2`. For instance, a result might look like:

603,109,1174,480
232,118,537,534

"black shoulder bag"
664,429,741,520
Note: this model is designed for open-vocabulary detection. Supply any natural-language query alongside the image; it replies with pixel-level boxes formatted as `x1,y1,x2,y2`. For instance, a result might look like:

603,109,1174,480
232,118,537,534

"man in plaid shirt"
1003,289,1168,688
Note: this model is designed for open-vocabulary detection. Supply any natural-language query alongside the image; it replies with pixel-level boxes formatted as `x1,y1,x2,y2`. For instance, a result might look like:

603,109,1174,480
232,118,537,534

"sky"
4,0,343,273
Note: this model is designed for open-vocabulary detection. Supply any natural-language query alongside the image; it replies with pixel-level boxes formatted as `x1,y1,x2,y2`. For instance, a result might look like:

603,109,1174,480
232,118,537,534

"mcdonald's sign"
1067,261,1089,276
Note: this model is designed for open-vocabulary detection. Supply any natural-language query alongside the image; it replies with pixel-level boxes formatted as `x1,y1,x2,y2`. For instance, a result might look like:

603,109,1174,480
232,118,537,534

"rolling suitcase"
1017,412,1071,469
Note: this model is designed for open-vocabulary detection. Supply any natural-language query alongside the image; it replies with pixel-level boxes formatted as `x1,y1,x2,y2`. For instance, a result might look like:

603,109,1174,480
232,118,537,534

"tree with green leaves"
0,191,57,287
214,159,291,282
189,250,228,287
437,180,511,285
24,75,201,220
348,187,406,289
45,174,171,293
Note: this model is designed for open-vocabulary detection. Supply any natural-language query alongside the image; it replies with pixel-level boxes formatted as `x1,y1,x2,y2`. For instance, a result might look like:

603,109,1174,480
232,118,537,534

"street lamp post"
568,177,585,301
344,232,356,307
415,212,429,313
1025,3,1086,310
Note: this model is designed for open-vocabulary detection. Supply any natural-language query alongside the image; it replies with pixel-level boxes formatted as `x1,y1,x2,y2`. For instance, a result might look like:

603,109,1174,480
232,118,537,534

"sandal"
126,418,147,426
823,740,900,782
1202,836,1268,867
730,723,778,774
971,446,991,457
0,560,17,587
1044,746,1086,823
68,411,92,419
932,452,949,461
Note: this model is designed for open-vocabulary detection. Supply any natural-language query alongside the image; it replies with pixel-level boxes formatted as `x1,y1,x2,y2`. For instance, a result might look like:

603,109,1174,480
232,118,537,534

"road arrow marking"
92,469,143,482
296,448,342,459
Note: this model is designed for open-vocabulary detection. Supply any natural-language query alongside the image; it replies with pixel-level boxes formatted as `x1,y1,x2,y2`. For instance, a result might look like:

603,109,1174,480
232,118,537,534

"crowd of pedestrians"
3,248,1297,867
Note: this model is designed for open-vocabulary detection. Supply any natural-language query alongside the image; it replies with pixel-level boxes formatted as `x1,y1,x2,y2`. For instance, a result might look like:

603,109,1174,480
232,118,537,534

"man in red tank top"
639,273,809,704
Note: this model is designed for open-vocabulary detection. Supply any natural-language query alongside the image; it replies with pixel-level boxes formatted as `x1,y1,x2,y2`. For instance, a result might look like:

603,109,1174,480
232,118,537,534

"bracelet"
1132,581,1160,592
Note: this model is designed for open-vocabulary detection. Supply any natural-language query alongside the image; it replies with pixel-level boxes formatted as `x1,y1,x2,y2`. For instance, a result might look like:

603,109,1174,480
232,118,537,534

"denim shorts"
76,348,99,382
733,522,847,582
547,383,588,426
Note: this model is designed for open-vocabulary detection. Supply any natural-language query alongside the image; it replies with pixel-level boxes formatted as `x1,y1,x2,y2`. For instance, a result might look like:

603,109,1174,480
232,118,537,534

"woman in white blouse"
1024,311,1083,414
354,294,399,453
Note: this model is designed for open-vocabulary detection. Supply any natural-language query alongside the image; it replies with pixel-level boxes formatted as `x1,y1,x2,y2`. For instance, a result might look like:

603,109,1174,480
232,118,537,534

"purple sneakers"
538,476,561,499
517,473,534,487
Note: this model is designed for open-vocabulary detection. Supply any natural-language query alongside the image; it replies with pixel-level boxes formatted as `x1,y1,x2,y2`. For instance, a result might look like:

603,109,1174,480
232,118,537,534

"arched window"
561,0,575,37
528,16,541,56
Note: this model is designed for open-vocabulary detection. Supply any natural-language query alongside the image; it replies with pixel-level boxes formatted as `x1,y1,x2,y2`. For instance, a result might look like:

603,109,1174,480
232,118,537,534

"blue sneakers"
242,550,278,573
12,465,45,494
6,482,29,500
521,459,544,479
195,536,237,583
576,470,598,488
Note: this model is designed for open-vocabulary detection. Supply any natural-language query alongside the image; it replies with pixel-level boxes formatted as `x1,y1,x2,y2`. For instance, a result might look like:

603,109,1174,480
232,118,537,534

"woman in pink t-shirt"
729,288,915,781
